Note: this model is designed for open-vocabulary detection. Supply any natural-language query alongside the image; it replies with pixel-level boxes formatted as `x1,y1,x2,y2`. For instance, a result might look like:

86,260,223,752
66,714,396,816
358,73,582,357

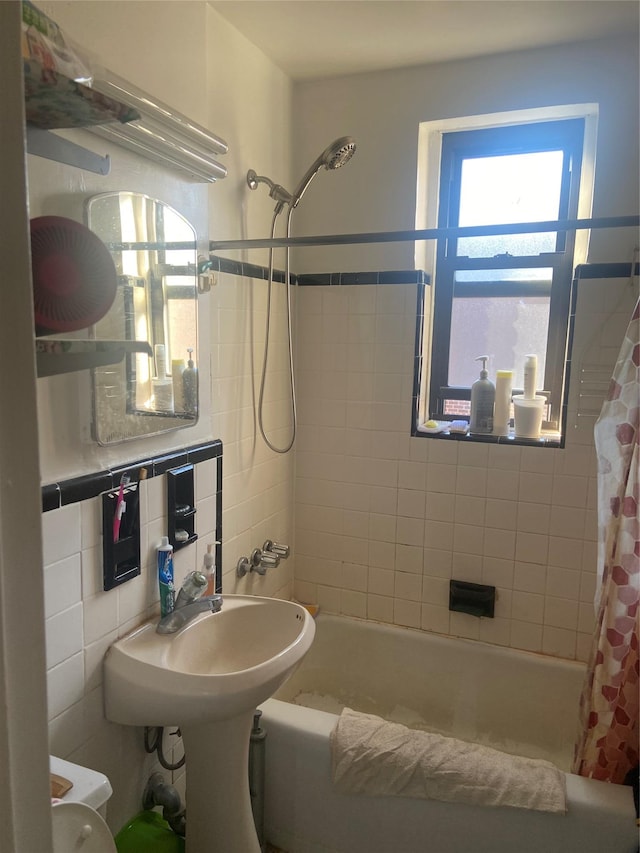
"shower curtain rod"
209,215,639,252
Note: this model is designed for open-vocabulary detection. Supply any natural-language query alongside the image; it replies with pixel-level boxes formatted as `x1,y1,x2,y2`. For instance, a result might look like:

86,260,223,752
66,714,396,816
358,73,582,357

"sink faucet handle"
174,570,207,608
263,540,290,559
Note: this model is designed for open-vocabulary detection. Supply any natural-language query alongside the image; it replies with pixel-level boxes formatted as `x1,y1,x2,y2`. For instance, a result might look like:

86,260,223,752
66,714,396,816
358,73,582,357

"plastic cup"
513,394,546,439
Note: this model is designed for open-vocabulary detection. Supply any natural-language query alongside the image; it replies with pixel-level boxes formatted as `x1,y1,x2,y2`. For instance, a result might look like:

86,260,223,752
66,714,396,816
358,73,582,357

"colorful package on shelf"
22,0,93,84
24,59,141,129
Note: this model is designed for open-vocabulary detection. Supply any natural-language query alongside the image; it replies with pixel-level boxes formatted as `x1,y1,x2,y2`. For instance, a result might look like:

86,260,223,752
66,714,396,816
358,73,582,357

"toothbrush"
125,467,147,538
113,473,130,543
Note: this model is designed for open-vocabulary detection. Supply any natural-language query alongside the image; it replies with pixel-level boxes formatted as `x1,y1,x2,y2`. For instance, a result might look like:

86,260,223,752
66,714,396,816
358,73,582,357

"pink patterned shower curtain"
574,296,639,785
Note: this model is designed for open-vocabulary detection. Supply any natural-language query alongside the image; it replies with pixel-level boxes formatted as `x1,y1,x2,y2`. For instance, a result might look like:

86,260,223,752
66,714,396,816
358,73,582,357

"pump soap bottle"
203,543,215,596
183,348,198,415
470,355,495,434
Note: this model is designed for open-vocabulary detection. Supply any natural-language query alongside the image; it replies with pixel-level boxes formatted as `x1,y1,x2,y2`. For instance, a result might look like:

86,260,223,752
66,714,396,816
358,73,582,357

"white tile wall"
39,270,633,832
293,276,637,662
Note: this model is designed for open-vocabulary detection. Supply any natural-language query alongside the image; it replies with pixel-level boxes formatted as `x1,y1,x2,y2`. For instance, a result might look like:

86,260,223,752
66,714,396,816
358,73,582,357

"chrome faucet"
157,570,223,634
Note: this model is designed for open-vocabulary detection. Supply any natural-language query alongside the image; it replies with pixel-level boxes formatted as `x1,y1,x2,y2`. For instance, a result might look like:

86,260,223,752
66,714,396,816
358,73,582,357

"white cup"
513,394,546,439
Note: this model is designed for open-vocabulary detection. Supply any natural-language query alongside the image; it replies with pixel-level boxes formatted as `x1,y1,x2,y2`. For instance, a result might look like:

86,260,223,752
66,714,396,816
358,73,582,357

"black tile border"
41,483,61,513
42,440,223,512
60,471,113,507
209,254,430,287
152,451,189,476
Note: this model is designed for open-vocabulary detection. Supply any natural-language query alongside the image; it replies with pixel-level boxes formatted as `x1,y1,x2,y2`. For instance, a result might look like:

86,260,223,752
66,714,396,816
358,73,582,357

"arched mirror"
86,192,198,445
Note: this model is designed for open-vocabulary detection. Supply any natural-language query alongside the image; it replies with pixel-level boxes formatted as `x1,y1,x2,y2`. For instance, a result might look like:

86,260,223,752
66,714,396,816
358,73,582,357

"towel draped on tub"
330,708,567,814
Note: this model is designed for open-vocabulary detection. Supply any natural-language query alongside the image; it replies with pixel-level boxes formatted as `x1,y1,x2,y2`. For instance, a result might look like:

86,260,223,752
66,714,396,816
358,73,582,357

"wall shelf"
24,56,228,181
23,56,138,173
35,339,152,378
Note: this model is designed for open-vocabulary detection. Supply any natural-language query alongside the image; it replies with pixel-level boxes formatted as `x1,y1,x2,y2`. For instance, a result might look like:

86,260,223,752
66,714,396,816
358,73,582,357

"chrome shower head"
322,136,357,171
290,136,356,208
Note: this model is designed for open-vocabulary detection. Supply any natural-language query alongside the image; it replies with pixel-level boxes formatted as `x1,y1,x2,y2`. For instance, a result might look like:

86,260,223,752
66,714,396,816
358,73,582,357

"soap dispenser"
203,543,215,596
470,355,495,434
183,347,198,415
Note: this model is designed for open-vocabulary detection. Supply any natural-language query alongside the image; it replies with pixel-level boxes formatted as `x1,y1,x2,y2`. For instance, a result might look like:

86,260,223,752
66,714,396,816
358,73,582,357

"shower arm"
247,169,293,207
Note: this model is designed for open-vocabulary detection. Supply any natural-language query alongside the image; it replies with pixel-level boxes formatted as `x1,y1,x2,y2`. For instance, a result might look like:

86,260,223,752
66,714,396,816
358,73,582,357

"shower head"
290,136,356,208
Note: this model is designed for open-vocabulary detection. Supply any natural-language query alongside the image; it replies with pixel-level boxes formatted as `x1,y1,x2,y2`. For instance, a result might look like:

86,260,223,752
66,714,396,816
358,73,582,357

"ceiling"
210,0,639,80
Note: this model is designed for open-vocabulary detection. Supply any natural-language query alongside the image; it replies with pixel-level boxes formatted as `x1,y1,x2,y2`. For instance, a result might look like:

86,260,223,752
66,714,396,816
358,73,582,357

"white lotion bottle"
469,355,495,434
523,354,537,400
493,369,513,436
152,344,174,413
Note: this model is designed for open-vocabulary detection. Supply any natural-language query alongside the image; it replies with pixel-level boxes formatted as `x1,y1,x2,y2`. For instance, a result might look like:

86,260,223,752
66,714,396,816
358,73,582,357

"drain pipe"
143,772,186,837
249,710,266,852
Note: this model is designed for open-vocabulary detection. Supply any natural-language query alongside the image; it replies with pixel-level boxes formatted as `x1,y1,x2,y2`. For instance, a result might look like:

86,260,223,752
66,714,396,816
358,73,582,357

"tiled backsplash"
42,442,221,830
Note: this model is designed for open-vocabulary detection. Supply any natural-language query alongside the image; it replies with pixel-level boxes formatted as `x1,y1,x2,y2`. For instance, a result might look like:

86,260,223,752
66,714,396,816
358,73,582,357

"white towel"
330,708,567,814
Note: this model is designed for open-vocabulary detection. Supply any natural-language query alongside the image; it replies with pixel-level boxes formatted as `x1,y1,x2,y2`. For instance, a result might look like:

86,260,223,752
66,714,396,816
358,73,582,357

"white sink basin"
104,594,315,726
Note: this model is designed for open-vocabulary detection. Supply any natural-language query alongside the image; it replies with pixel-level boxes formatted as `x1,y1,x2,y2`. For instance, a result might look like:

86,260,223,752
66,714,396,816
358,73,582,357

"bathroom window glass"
424,118,584,434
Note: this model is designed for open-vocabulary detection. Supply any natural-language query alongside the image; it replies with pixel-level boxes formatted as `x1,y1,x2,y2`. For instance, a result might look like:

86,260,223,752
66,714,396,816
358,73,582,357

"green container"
115,810,185,853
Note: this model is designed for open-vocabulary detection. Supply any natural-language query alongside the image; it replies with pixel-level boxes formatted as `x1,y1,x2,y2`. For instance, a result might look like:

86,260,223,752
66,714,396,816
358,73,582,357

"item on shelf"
523,354,538,400
182,348,198,415
513,394,546,439
152,344,174,414
23,58,139,129
30,215,118,334
22,0,93,84
493,369,514,436
469,355,495,435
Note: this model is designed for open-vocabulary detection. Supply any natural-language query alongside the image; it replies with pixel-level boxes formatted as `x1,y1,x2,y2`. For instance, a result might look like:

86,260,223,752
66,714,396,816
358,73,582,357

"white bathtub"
260,614,637,853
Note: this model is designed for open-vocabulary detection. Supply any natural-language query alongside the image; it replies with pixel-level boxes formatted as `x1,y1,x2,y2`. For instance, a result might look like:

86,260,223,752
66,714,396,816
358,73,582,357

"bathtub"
260,614,637,853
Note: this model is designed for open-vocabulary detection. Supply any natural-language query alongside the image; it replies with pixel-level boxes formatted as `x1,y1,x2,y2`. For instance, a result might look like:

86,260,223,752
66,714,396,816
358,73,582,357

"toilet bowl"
50,756,116,853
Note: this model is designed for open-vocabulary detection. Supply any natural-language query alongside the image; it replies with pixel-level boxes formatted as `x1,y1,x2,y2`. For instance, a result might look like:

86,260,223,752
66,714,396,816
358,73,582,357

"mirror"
86,192,198,445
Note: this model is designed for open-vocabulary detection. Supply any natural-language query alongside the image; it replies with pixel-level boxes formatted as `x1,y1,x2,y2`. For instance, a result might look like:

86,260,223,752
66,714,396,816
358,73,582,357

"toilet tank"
50,756,113,818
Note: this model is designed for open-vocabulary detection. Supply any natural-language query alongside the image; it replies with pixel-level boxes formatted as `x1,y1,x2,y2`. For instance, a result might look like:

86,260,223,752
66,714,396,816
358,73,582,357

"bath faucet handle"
236,548,279,579
236,556,251,578
263,540,290,559
252,548,279,569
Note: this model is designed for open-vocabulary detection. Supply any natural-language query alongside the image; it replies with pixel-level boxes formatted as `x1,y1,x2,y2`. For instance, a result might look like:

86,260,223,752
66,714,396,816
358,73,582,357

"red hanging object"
30,215,117,334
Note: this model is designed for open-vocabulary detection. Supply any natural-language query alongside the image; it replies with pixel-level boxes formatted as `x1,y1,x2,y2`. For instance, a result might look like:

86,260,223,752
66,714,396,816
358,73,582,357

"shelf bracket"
36,339,152,378
26,126,111,176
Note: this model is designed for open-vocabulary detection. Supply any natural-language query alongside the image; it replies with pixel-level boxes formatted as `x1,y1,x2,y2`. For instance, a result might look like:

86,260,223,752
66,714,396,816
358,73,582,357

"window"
421,118,585,438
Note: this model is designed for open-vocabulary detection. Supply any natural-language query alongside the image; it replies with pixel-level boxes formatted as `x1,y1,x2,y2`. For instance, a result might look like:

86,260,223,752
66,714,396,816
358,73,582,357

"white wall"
290,36,639,659
29,0,295,831
291,36,639,271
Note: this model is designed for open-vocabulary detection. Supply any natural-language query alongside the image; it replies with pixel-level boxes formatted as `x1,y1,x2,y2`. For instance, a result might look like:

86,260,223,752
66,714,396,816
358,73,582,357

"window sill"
413,424,563,448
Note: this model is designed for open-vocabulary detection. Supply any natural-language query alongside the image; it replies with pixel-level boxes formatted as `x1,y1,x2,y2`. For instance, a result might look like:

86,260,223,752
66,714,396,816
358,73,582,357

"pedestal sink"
104,595,315,853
